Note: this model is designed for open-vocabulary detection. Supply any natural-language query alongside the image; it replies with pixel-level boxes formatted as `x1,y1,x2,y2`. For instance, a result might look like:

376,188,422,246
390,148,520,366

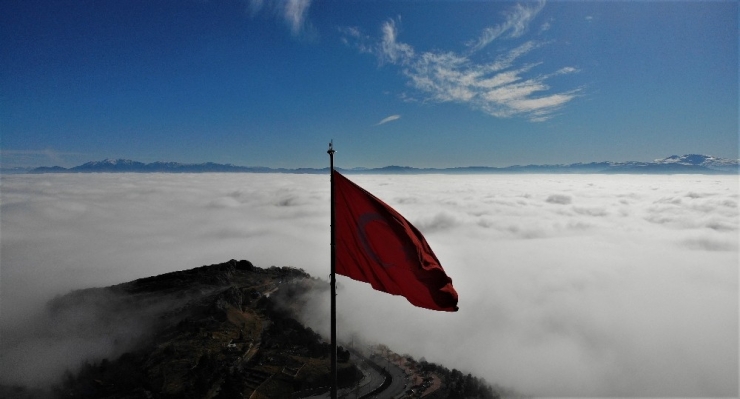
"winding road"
301,351,409,399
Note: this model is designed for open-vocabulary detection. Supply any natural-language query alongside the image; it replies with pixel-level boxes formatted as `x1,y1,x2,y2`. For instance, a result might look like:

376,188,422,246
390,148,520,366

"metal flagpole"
327,141,337,399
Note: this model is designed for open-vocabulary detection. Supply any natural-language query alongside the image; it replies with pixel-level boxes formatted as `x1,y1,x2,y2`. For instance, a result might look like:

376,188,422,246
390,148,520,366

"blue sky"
1,0,737,168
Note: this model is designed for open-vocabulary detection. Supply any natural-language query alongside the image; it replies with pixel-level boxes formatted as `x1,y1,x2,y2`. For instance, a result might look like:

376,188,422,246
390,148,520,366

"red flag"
333,170,458,312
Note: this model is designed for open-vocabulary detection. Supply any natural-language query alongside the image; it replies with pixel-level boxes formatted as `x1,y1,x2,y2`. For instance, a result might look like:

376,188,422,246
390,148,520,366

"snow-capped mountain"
654,154,739,172
73,159,147,171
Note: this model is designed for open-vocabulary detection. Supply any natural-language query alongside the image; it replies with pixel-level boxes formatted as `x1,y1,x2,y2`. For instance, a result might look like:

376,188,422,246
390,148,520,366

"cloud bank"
1,173,737,397
341,2,580,121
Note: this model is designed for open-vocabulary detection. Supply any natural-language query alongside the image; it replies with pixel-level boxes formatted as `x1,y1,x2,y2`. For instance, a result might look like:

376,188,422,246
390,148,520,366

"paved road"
365,355,409,399
301,352,410,399
302,352,386,399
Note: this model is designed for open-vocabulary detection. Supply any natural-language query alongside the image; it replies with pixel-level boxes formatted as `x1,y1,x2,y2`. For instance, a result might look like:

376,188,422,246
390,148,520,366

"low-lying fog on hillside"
1,173,737,397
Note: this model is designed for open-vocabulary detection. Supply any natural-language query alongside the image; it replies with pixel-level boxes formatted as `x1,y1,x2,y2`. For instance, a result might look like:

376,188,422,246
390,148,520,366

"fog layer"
1,173,737,396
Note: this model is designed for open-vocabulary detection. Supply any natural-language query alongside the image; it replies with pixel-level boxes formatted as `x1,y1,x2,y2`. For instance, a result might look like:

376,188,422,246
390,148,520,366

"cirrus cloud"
245,0,313,36
376,114,401,125
341,1,581,121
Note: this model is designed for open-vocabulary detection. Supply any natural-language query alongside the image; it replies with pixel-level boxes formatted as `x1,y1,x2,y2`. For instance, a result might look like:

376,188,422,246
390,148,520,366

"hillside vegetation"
1,260,509,399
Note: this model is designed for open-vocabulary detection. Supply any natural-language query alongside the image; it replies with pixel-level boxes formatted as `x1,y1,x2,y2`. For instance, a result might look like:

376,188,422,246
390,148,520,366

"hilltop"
0,260,508,399
21,154,740,175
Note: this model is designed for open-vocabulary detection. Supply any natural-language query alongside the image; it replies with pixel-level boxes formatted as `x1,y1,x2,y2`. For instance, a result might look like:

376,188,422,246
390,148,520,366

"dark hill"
1,260,508,399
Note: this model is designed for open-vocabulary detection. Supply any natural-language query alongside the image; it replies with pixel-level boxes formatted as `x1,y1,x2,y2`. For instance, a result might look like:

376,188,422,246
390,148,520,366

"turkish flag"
333,170,458,312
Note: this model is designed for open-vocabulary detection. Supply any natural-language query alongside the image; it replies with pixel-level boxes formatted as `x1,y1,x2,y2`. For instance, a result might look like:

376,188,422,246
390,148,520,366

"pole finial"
328,140,335,155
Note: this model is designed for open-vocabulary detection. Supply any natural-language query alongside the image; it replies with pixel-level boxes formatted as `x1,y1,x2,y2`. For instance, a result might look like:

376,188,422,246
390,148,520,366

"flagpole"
327,141,338,399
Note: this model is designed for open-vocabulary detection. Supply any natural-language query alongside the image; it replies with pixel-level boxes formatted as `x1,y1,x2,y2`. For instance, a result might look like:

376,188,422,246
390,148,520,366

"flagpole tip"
327,140,335,155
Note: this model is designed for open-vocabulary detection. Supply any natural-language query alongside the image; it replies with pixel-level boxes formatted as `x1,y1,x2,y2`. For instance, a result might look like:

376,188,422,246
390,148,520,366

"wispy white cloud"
244,0,312,36
539,20,552,34
338,26,373,54
465,0,546,54
341,2,581,122
284,0,312,35
376,114,401,125
379,17,414,65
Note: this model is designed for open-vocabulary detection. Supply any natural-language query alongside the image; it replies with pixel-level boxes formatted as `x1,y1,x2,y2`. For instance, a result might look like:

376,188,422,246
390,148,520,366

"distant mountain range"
13,154,740,175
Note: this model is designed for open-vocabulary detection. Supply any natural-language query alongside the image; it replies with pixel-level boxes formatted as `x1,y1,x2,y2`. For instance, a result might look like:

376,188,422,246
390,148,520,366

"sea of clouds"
1,173,737,397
